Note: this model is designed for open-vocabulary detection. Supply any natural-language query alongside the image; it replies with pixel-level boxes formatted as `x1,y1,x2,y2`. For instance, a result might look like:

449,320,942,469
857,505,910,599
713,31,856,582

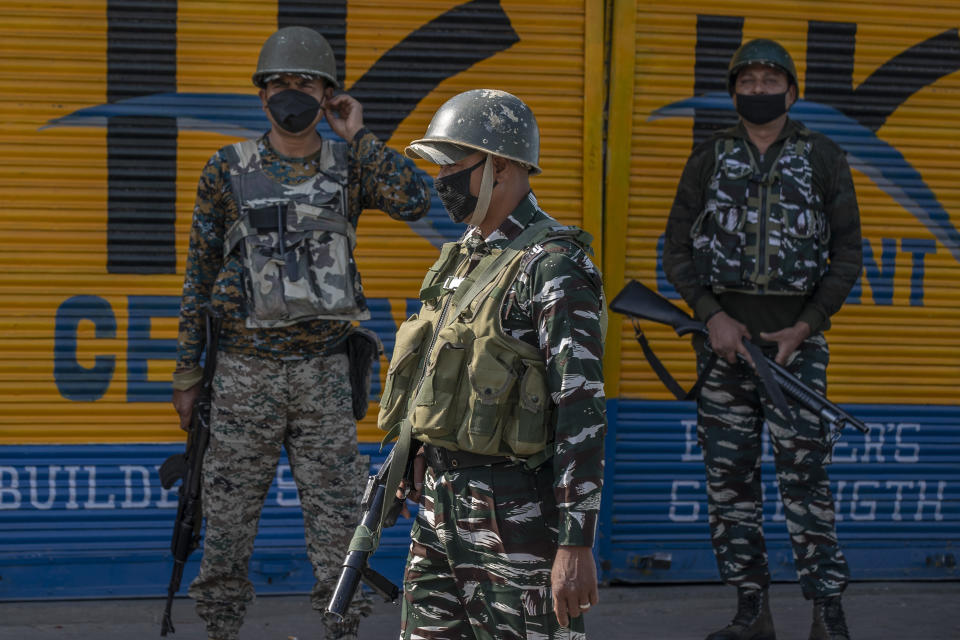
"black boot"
705,587,776,640
809,595,850,640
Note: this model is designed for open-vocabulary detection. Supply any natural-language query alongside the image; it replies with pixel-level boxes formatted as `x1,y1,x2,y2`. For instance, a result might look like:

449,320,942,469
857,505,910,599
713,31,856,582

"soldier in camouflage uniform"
662,40,863,640
171,26,430,640
380,89,607,639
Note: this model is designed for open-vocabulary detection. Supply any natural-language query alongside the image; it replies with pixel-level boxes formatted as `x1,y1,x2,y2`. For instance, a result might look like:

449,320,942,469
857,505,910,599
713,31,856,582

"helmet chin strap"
468,154,496,227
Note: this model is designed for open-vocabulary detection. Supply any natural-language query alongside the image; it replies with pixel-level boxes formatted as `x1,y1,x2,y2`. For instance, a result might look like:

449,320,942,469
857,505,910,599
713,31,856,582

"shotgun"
610,280,868,452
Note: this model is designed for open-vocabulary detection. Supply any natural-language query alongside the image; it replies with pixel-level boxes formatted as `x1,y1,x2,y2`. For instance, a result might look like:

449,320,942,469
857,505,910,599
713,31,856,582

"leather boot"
809,595,850,640
705,587,776,640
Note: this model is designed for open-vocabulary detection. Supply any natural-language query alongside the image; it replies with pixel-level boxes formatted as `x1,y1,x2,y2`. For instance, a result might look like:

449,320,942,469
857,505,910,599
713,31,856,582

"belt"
422,444,513,473
276,338,347,361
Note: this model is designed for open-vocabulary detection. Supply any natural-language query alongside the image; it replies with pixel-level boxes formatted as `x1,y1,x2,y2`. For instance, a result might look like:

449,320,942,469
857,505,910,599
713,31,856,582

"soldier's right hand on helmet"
706,311,752,364
172,386,201,431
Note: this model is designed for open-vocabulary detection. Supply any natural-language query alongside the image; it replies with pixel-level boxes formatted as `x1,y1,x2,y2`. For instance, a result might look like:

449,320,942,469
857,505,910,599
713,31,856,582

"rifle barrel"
766,359,869,434
326,482,388,620
160,588,176,635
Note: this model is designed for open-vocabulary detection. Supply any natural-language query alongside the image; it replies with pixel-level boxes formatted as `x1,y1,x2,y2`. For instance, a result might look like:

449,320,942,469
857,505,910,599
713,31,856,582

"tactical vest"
690,129,830,294
223,138,369,328
377,219,602,458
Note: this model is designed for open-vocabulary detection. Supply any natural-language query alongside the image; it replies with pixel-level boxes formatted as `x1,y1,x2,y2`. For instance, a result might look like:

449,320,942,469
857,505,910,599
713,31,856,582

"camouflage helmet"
405,89,541,175
252,26,339,89
727,38,797,95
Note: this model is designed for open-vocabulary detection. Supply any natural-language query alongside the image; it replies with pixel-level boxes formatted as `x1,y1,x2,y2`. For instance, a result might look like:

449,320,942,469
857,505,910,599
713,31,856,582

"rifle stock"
610,280,869,446
159,313,221,636
609,279,706,337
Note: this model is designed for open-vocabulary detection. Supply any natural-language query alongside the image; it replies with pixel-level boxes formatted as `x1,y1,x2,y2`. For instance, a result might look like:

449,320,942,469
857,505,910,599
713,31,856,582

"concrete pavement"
1,581,958,639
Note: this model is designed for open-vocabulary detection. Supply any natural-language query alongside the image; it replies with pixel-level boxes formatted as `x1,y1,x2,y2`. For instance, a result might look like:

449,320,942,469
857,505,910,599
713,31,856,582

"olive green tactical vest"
223,139,369,328
691,129,830,295
377,219,598,458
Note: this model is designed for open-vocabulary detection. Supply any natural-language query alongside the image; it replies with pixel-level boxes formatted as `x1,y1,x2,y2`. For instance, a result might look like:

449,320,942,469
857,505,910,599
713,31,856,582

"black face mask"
434,158,486,223
267,89,322,133
735,91,789,125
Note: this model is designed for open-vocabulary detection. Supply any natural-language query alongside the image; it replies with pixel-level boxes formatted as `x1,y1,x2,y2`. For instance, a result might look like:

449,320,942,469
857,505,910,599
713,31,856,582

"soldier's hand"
172,385,200,432
706,311,751,364
551,545,599,628
760,321,811,365
325,93,364,141
396,448,425,519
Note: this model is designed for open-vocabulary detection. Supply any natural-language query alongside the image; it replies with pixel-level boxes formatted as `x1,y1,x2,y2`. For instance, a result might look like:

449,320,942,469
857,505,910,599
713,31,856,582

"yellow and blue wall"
1,0,957,598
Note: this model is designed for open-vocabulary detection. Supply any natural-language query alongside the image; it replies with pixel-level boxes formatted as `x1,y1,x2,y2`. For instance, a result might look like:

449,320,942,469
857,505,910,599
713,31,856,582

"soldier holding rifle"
170,26,429,640
662,38,863,640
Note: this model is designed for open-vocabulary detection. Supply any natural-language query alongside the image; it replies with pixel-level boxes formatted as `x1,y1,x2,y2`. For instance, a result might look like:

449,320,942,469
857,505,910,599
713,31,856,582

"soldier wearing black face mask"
171,25,430,640
662,39,863,640
392,89,607,639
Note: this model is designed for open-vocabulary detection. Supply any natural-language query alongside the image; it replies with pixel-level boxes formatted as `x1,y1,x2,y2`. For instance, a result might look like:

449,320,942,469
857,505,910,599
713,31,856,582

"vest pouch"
292,200,365,318
720,153,753,181
458,336,519,455
774,206,826,292
410,323,474,442
692,202,746,288
243,232,288,322
377,316,431,433
235,196,368,328
502,359,550,456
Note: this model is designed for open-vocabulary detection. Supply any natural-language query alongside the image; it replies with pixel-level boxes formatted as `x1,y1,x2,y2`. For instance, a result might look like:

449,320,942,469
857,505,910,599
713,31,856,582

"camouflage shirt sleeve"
662,141,723,321
513,240,607,548
350,128,430,223
175,152,227,372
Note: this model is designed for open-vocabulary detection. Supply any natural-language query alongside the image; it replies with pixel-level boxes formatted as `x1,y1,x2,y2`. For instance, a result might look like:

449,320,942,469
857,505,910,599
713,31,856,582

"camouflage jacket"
663,118,862,339
176,129,430,373
462,192,606,548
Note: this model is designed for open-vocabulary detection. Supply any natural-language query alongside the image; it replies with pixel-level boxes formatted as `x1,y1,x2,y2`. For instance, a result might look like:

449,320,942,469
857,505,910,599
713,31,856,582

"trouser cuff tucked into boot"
809,595,850,640
195,600,245,640
705,587,776,640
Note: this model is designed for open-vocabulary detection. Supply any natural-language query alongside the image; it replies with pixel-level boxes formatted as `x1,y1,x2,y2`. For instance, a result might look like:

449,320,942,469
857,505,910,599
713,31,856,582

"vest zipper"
756,140,791,294
411,293,454,401
746,143,768,293
758,179,768,293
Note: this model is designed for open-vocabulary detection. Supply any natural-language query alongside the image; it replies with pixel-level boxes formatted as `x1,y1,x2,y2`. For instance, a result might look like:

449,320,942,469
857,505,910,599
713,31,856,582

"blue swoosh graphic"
42,92,464,247
43,92,270,138
650,93,960,264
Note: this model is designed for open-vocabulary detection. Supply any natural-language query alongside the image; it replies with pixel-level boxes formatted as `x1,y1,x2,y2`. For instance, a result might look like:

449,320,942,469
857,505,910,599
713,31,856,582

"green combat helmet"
405,89,542,174
252,26,339,89
727,38,797,94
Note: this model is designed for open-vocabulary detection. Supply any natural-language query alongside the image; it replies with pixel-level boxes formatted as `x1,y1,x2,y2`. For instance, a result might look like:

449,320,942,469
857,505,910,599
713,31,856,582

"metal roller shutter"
0,0,604,598
600,0,960,583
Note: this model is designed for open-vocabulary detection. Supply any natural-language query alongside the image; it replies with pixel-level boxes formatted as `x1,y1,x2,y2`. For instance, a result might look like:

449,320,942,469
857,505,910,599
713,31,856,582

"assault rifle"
157,313,222,636
609,280,868,456
325,444,413,621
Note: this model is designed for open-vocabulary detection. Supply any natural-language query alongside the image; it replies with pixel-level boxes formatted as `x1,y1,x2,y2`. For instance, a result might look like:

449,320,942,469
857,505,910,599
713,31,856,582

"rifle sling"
632,320,716,401
631,318,798,426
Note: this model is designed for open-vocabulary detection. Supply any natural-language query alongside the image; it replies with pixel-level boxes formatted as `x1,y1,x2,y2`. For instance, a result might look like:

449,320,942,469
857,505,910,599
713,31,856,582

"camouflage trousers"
696,333,850,599
401,461,586,640
187,350,371,640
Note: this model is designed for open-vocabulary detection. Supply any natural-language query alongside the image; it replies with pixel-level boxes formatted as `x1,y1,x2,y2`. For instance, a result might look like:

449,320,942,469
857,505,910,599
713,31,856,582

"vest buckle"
442,276,465,291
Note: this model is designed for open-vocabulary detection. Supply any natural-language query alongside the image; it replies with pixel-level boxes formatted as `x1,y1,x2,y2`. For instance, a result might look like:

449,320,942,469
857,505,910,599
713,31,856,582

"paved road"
1,581,958,639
